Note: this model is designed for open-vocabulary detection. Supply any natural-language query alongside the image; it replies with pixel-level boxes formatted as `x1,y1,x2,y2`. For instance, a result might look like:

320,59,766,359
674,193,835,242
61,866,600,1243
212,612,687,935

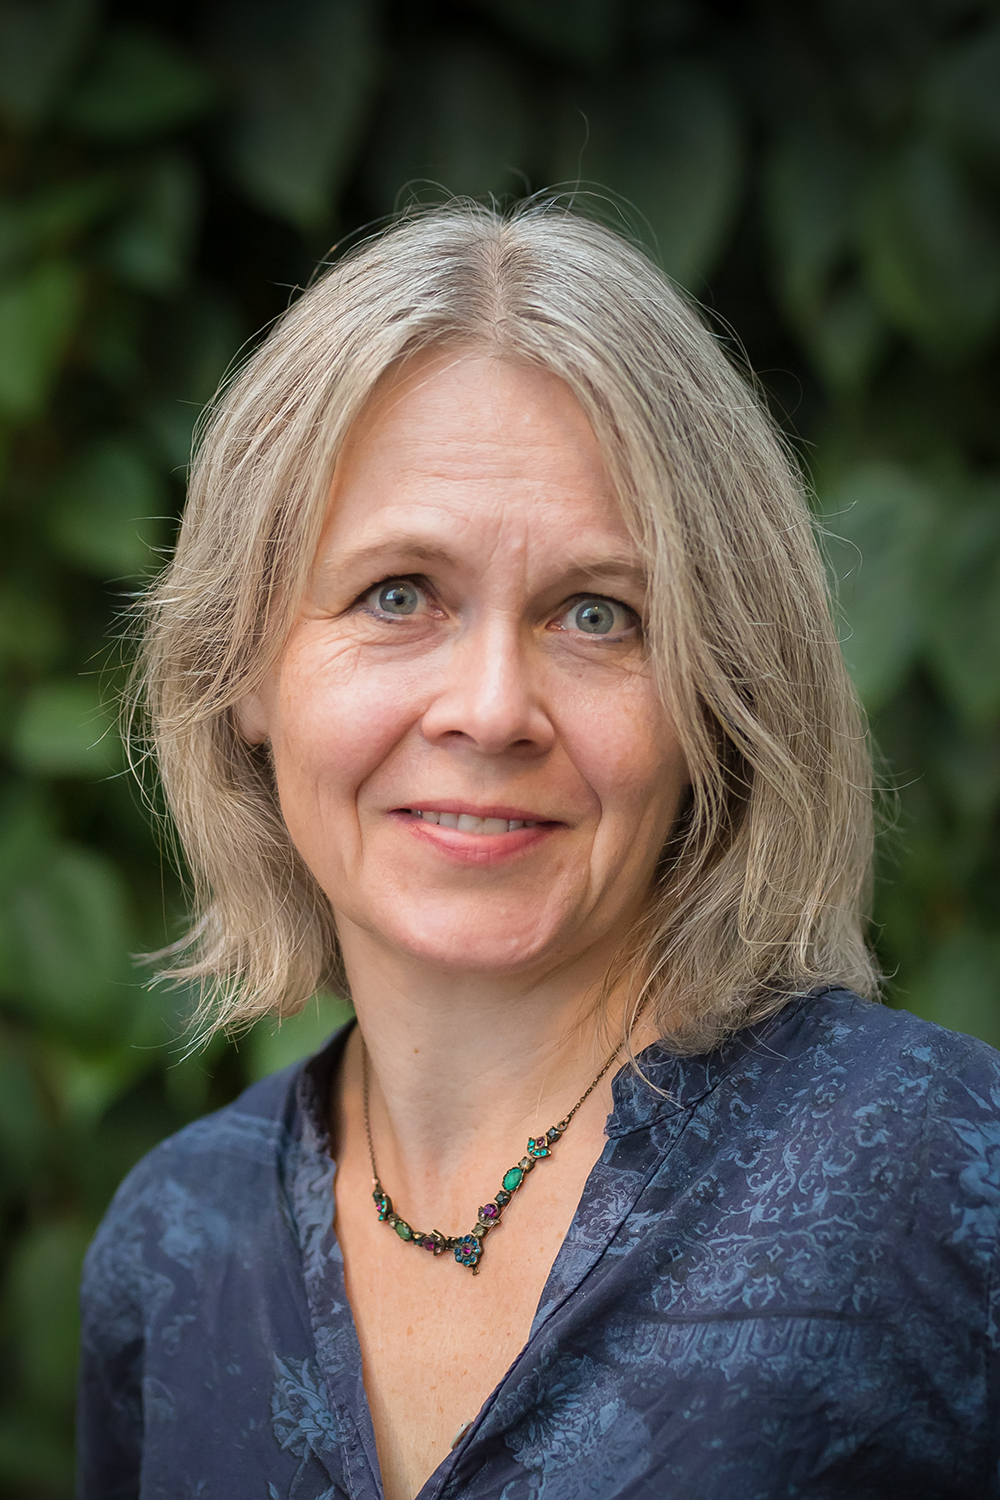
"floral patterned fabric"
78,988,1000,1499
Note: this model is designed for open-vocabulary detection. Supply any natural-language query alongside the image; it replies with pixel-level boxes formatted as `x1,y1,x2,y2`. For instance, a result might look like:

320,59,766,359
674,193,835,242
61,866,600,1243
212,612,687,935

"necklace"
363,1045,620,1274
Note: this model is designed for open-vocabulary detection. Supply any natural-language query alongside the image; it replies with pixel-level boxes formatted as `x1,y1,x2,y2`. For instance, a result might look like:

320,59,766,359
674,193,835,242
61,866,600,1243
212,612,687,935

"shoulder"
756,988,1000,1259
103,1056,305,1214
92,1017,351,1220
667,985,1000,1138
80,1061,302,1328
778,985,1000,1101
80,1023,347,1338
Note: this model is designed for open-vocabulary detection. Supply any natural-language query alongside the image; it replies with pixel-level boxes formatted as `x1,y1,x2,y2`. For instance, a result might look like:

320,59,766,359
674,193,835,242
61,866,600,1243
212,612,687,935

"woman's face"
240,350,689,980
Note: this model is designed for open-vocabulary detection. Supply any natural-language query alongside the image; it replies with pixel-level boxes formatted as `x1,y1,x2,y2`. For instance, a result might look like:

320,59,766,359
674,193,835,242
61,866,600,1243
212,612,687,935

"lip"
387,802,564,866
391,800,562,825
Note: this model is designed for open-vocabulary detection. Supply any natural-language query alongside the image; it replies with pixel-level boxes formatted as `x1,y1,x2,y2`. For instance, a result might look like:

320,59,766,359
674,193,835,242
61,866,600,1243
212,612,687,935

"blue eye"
560,597,634,637
574,600,616,634
375,581,421,615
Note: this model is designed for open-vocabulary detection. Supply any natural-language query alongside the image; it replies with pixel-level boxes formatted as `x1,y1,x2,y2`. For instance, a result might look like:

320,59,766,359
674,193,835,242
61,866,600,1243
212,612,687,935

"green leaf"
213,0,377,230
86,287,142,385
63,25,213,138
0,175,118,278
764,126,856,315
862,135,1000,358
0,201,26,277
367,40,531,211
924,486,1000,724
800,281,887,394
556,62,742,286
818,463,938,710
476,0,621,66
44,1042,153,1124
0,1032,45,1185
931,721,1000,827
0,585,63,670
4,1218,92,1411
0,260,82,419
0,0,94,132
928,23,1000,161
902,928,1000,1050
762,126,887,391
245,993,354,1081
25,173,120,249
104,154,199,294
0,783,55,891
0,842,132,1039
143,291,245,468
10,679,120,777
47,436,167,577
0,1409,74,1492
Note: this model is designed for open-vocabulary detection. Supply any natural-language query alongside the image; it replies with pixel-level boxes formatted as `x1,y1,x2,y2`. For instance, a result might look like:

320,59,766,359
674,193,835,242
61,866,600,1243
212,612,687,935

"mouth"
403,808,542,835
391,803,560,865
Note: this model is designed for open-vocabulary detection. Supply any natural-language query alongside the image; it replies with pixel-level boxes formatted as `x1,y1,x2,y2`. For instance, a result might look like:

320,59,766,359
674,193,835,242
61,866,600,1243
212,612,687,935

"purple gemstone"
422,1237,436,1251
480,1203,498,1219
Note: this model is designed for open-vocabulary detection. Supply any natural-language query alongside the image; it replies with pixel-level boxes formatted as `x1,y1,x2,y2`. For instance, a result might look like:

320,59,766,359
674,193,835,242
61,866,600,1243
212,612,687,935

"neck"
336,919,653,1187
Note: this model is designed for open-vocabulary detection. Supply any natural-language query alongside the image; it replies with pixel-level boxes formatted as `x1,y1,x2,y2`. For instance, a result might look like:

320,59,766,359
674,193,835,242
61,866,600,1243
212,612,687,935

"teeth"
412,810,539,834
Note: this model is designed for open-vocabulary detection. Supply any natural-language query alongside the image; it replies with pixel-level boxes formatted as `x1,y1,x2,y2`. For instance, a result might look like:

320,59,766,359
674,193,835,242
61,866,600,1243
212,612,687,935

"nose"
420,615,555,757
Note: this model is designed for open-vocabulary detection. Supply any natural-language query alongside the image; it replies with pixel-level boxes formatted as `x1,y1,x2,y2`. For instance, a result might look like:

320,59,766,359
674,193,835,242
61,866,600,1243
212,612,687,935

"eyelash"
555,595,640,639
358,575,435,618
356,576,640,637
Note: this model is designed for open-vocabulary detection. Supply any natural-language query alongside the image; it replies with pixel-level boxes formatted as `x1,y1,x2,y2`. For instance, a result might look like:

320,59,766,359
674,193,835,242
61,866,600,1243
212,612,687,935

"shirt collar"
606,997,809,1136
299,997,811,1144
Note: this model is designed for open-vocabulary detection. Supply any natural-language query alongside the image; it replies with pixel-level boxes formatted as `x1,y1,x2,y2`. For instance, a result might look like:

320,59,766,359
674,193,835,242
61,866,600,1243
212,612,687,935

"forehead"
317,349,643,577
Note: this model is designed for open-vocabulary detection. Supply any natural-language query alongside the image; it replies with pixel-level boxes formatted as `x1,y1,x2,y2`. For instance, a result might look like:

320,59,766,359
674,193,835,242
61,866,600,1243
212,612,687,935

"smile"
405,809,541,834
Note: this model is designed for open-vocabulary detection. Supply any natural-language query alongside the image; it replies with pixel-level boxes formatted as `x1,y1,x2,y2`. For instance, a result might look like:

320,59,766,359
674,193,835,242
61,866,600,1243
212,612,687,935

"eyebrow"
567,557,649,590
317,536,648,591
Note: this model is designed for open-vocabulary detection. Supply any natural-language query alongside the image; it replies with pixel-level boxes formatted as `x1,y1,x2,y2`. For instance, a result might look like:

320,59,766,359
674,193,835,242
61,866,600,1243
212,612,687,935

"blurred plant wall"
0,0,998,1490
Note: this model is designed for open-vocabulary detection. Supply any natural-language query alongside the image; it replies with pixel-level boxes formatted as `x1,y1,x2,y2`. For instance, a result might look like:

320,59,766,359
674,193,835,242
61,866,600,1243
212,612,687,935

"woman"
79,204,1000,1500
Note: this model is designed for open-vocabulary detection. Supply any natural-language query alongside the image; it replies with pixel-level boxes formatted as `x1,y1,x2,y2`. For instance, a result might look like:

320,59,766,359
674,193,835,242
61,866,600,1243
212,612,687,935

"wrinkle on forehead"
312,532,647,592
330,348,613,503
311,347,647,603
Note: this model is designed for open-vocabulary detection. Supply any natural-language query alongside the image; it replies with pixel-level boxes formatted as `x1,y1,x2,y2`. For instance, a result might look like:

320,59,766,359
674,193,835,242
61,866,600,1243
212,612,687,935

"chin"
378,913,569,975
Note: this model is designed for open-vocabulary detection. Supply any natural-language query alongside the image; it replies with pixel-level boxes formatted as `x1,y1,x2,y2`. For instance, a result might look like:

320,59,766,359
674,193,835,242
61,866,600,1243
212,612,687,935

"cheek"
562,677,684,817
268,644,421,817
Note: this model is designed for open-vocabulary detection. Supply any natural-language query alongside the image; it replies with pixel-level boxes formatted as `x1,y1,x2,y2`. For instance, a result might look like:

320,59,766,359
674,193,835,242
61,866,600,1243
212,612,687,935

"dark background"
1,0,998,1489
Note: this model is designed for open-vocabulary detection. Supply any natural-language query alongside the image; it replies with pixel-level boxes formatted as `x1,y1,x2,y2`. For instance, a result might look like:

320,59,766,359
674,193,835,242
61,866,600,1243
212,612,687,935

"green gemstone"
394,1220,413,1241
502,1167,524,1193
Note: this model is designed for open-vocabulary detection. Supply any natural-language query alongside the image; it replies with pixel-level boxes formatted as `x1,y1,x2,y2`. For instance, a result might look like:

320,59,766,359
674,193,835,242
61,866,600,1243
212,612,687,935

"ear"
235,689,271,746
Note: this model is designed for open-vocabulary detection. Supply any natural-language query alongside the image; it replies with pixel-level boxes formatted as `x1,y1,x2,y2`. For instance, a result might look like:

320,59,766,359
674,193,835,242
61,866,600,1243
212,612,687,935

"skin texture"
239,350,689,1500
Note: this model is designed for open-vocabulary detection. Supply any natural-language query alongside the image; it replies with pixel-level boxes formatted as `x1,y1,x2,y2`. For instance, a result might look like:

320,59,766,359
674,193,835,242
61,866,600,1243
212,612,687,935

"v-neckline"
289,1023,703,1499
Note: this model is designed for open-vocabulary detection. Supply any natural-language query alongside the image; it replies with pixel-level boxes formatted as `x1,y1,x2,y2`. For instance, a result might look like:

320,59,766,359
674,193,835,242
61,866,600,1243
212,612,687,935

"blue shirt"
78,988,1000,1498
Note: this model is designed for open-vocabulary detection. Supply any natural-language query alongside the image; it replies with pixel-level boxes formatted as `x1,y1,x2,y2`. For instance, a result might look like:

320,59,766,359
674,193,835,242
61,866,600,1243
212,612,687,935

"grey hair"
132,200,877,1048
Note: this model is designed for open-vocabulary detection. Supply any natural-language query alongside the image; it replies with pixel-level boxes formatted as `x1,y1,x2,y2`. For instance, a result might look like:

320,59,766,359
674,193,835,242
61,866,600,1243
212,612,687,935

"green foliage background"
0,0,998,1488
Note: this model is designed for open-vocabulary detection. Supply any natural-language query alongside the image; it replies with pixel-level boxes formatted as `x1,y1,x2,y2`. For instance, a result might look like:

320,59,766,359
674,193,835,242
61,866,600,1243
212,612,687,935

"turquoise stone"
394,1220,413,1241
502,1167,524,1192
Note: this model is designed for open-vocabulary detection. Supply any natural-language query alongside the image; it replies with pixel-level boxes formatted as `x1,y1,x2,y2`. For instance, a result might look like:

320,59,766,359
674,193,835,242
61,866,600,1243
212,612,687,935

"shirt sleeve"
922,1041,1000,1490
76,1174,150,1500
